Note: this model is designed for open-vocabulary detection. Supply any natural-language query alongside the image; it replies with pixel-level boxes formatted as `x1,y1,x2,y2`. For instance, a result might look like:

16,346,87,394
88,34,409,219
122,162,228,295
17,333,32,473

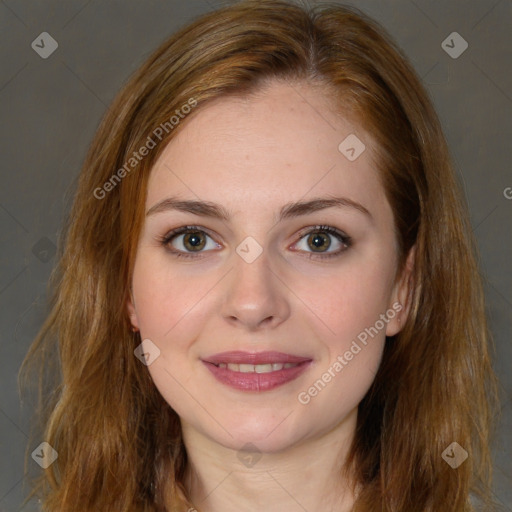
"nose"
220,248,291,331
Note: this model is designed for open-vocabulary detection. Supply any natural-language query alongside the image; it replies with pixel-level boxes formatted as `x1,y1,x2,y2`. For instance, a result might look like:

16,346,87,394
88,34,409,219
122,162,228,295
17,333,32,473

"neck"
180,408,359,512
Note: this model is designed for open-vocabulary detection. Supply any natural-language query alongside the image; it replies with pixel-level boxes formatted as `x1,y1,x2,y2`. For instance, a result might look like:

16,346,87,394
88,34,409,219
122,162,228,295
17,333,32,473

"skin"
127,80,413,512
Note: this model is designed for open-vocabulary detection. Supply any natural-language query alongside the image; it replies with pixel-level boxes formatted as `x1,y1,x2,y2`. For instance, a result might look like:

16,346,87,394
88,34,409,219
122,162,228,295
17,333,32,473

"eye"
292,225,352,259
160,226,220,259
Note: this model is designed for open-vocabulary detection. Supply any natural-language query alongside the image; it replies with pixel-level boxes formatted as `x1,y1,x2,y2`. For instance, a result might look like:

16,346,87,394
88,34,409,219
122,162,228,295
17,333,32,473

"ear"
385,245,416,337
127,287,140,331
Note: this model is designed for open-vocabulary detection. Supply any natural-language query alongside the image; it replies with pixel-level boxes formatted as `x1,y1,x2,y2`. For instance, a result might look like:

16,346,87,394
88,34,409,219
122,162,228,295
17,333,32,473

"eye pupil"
308,232,331,252
184,232,205,251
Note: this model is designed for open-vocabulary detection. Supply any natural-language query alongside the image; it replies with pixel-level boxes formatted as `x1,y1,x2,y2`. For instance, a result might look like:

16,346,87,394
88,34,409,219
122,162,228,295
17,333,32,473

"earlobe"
385,245,416,337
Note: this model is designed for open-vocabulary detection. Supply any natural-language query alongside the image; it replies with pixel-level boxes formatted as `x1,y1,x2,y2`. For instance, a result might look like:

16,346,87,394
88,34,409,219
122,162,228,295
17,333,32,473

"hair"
19,1,500,510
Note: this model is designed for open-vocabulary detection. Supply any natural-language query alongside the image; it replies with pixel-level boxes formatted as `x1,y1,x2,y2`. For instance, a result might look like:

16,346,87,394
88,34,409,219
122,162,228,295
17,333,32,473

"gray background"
0,0,510,510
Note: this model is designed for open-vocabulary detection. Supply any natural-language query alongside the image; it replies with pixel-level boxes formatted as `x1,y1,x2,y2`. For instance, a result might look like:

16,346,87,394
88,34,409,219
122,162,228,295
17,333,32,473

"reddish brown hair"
20,1,499,510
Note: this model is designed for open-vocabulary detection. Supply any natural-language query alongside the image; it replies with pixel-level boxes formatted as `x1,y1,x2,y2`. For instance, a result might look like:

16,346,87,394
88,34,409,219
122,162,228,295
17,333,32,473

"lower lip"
202,361,312,392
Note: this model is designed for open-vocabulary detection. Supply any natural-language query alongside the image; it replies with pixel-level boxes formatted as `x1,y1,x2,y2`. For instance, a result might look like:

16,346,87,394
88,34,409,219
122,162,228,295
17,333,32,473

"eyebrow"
146,195,372,222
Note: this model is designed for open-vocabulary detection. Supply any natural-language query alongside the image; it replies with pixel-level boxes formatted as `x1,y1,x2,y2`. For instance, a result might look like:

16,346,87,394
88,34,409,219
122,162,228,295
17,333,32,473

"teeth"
255,364,273,373
219,362,299,373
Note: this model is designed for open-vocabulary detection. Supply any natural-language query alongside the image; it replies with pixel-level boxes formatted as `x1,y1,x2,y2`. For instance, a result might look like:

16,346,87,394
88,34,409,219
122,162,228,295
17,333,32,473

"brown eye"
182,231,207,251
162,226,220,258
307,232,331,252
292,225,352,259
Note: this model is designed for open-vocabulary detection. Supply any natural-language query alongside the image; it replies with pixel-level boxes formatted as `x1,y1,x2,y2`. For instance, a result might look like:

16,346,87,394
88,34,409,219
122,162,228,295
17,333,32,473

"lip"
201,351,313,392
203,351,312,365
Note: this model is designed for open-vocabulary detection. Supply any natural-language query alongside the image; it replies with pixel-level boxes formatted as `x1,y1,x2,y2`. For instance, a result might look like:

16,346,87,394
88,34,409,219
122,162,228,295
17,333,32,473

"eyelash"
158,225,352,260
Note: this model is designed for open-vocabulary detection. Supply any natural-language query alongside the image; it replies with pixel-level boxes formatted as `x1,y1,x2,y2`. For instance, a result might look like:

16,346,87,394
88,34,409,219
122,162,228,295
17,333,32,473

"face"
128,81,409,454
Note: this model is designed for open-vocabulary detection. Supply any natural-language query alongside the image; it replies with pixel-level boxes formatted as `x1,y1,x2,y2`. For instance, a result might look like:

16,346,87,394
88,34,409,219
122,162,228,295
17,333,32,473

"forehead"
146,81,387,220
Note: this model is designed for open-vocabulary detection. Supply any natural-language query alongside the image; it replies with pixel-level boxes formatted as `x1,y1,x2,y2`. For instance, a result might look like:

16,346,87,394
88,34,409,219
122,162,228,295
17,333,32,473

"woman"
20,1,499,510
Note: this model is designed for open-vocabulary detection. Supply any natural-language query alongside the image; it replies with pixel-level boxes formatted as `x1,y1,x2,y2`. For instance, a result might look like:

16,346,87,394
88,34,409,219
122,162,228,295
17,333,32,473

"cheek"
293,263,391,413
292,256,395,347
131,251,219,340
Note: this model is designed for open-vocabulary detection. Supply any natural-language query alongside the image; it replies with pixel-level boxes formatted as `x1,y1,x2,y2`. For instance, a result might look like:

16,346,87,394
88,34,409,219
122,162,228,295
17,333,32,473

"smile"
202,351,312,392
215,362,299,373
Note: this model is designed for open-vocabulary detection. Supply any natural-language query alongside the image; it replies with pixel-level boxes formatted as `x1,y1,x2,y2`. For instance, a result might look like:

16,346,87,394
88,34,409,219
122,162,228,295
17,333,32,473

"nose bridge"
221,242,290,329
232,246,274,295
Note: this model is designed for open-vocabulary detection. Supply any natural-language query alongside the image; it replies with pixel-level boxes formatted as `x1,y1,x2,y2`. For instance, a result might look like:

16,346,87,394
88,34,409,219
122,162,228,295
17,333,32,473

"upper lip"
202,351,312,365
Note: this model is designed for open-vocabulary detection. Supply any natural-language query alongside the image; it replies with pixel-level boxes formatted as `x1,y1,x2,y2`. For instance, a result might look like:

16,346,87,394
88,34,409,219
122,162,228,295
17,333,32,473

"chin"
203,409,312,453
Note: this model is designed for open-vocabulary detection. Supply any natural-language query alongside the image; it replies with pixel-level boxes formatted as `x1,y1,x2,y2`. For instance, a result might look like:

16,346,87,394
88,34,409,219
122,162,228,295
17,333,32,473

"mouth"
201,351,312,392
213,362,301,373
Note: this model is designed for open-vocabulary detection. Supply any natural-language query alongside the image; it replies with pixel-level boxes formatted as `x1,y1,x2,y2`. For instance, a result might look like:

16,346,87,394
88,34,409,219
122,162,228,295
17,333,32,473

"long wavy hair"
19,1,500,510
